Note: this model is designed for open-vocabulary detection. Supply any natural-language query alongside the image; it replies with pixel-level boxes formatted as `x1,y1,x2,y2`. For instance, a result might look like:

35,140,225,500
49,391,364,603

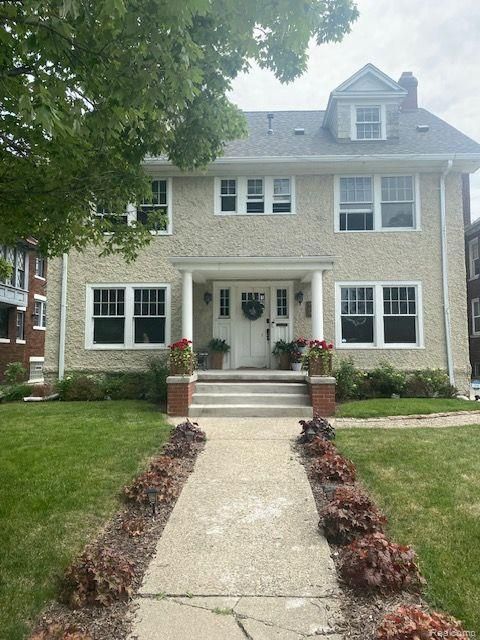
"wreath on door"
242,299,265,321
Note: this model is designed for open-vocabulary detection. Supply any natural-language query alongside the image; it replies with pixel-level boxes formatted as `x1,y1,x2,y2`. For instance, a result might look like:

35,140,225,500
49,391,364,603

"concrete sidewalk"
129,418,344,640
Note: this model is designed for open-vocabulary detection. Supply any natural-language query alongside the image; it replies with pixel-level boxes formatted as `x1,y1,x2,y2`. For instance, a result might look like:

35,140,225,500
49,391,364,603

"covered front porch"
171,256,334,370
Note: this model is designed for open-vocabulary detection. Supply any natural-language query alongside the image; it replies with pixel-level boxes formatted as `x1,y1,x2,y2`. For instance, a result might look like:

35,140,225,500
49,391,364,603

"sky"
229,0,480,220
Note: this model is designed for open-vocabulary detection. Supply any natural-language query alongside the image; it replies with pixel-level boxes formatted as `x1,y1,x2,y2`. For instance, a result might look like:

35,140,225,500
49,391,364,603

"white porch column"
311,270,324,340
181,271,193,343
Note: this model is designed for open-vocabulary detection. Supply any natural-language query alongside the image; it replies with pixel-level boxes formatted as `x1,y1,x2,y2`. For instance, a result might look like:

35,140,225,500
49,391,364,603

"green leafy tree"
0,0,358,260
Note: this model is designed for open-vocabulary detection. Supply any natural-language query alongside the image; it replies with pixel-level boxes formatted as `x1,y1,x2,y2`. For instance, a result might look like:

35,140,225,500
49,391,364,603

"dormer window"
355,106,381,140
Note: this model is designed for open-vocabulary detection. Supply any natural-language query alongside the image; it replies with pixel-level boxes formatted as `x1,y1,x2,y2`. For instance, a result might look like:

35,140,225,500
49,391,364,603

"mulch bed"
296,442,426,640
31,440,205,640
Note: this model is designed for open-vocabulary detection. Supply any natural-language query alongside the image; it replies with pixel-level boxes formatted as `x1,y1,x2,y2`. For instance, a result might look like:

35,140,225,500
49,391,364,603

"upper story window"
35,256,46,279
16,309,25,341
215,177,295,215
472,298,480,336
469,239,480,280
355,106,381,140
0,245,27,289
33,297,47,329
94,179,172,235
0,307,9,339
335,175,419,232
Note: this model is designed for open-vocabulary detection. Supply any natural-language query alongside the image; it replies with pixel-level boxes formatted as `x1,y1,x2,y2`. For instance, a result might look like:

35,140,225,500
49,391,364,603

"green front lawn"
336,425,480,634
0,401,171,640
336,397,479,419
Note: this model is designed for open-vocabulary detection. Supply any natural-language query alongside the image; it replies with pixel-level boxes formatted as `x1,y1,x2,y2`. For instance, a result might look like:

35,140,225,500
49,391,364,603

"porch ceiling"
170,256,334,283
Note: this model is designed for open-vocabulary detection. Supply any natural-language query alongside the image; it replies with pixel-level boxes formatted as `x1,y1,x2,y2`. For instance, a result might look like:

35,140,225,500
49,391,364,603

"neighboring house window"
0,307,9,339
472,362,480,377
340,286,375,344
33,299,47,329
469,239,480,279
247,178,264,213
16,310,25,341
35,256,46,279
87,284,170,349
220,180,237,213
355,106,381,140
215,177,295,215
29,358,44,382
336,175,418,231
1,245,27,288
472,298,480,336
95,205,128,225
133,288,166,345
276,288,288,317
219,288,230,317
92,288,125,344
339,177,373,231
337,282,422,348
137,179,170,232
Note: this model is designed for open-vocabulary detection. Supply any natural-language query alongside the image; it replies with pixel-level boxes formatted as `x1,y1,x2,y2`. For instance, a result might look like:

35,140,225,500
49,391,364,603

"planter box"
277,352,291,370
210,351,225,370
308,353,333,377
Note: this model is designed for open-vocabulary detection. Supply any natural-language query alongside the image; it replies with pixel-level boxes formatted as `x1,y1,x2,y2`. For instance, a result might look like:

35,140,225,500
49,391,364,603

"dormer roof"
323,63,407,129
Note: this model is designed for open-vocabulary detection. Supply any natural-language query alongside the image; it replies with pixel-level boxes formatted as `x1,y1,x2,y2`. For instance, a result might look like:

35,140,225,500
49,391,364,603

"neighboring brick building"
465,198,480,377
0,240,47,382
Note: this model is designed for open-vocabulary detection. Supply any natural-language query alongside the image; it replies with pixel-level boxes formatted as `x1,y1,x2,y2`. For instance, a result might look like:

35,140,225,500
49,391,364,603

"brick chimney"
398,71,418,110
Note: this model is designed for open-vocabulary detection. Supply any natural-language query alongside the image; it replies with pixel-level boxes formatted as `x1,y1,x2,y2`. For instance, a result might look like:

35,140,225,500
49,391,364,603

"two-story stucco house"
45,64,480,401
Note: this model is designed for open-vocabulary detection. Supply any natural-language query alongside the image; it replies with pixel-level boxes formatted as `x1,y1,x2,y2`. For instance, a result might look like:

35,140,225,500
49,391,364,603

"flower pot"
170,361,194,376
278,352,291,371
210,351,224,370
308,353,333,376
298,346,307,355
291,362,302,372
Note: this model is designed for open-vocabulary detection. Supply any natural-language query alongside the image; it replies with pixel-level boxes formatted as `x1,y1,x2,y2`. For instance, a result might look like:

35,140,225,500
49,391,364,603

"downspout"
58,253,68,380
440,159,454,385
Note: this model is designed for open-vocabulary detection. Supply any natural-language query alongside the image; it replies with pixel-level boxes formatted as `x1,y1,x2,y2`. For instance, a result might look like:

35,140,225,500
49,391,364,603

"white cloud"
229,0,480,219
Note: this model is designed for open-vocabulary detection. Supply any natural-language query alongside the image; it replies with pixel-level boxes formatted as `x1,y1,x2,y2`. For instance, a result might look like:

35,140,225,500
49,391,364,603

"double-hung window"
88,284,170,349
16,310,25,341
33,298,47,329
1,245,27,289
35,256,46,279
216,177,295,215
137,179,170,232
95,205,128,226
355,106,381,140
337,282,422,348
339,177,373,231
469,239,480,279
247,178,264,213
472,299,480,336
336,175,418,231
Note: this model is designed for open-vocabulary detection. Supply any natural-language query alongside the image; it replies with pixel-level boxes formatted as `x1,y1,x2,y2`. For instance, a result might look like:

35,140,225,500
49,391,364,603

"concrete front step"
197,370,307,382
189,404,314,418
195,382,307,395
192,392,311,406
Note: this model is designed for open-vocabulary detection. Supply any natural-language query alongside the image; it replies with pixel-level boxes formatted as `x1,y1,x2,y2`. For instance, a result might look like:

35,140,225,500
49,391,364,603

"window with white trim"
215,177,295,215
95,205,128,225
1,245,27,289
88,284,170,349
35,256,46,278
336,175,418,231
219,288,230,318
472,298,480,336
137,179,170,232
133,288,166,344
339,177,373,231
220,180,237,213
472,362,480,378
33,300,46,329
469,239,480,279
337,283,421,347
16,310,25,340
355,106,381,140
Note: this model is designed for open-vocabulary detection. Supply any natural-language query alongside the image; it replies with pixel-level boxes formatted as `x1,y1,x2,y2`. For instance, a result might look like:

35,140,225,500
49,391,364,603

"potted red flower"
294,337,309,355
169,338,195,375
307,339,333,376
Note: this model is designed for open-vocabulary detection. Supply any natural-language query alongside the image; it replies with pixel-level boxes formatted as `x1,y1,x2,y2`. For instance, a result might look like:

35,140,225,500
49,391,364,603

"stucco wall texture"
44,172,471,392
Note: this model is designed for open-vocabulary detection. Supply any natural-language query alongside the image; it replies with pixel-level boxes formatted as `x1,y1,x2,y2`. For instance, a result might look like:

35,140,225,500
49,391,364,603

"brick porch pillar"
308,376,336,417
167,373,197,417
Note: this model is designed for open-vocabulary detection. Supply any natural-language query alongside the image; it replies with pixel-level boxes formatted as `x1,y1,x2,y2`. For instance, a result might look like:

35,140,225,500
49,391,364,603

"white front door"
237,287,270,368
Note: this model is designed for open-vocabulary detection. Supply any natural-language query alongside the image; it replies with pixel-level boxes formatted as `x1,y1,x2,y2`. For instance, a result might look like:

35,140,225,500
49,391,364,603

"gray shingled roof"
221,109,480,158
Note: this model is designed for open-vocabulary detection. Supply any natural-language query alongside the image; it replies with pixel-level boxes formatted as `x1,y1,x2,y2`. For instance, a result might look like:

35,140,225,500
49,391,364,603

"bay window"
87,284,170,349
337,282,422,348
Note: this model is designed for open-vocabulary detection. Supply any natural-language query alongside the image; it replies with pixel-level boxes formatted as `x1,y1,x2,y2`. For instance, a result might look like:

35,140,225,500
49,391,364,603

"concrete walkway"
129,418,343,640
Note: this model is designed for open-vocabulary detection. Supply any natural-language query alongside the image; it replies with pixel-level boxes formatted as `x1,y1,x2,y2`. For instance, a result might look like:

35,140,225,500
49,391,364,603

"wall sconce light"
203,292,213,305
295,291,304,304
